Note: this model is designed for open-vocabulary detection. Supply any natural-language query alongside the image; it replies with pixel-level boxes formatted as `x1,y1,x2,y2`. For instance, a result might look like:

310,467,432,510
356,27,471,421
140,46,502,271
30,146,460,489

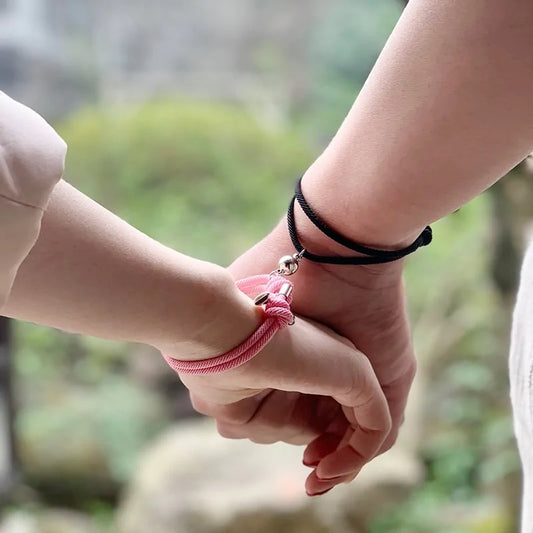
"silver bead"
278,255,299,275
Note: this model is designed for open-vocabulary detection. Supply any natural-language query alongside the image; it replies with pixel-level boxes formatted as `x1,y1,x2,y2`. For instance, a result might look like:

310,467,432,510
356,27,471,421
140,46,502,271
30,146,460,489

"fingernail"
302,459,319,467
316,466,361,482
316,474,344,482
307,488,333,497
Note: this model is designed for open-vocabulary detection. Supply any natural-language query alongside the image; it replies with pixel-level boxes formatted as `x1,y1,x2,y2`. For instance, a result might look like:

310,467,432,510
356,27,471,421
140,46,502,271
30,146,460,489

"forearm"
303,0,533,248
3,180,259,358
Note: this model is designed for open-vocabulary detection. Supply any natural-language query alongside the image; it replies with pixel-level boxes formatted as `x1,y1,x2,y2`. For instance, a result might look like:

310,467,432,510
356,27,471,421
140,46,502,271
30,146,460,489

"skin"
4,0,533,497
225,0,533,495
1,101,391,496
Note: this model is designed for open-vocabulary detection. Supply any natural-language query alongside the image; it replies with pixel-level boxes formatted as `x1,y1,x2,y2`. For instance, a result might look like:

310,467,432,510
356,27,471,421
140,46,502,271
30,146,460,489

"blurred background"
0,1,532,532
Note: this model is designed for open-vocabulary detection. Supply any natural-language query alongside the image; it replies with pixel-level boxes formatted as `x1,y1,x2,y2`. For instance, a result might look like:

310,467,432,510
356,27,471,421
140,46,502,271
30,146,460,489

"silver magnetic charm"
277,252,304,275
279,282,293,299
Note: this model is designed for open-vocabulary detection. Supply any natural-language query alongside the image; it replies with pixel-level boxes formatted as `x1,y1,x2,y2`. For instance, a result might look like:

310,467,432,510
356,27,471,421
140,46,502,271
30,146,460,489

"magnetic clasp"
254,292,270,305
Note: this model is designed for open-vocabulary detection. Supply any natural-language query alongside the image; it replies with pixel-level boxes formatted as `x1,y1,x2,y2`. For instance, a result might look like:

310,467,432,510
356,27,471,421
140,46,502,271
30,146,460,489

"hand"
227,218,415,495
179,312,391,496
0,91,67,206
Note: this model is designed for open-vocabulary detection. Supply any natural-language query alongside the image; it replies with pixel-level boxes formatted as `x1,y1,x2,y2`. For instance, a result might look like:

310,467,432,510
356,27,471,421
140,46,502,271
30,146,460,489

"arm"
0,92,258,358
230,0,533,494
3,153,391,497
303,0,533,247
3,179,260,360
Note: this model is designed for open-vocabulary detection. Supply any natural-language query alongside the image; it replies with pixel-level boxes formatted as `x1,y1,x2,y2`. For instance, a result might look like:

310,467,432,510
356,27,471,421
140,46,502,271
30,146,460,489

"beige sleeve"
510,241,533,531
0,92,66,309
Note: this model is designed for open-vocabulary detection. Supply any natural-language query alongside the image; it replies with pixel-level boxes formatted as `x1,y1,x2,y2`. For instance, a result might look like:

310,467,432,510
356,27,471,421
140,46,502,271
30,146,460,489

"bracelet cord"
162,274,293,375
288,177,432,265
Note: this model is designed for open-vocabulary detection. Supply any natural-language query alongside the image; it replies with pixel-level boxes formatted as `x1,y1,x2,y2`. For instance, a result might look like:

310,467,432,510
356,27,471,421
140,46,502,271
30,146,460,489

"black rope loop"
287,178,432,265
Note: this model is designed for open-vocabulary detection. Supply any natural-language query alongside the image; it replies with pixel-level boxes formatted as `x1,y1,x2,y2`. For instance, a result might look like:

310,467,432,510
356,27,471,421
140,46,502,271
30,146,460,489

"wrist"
289,188,407,284
156,263,262,362
301,163,425,250
265,217,405,291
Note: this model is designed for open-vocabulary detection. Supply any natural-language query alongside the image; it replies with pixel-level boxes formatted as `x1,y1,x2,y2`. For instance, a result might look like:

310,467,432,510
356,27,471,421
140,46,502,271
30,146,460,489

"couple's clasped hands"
0,91,416,497
181,215,416,496
6,0,532,501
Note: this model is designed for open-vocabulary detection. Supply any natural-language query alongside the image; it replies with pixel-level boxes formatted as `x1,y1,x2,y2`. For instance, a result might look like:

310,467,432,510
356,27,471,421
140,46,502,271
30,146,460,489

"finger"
219,393,339,445
315,422,384,480
303,414,348,466
245,321,391,478
305,469,353,496
217,390,305,444
303,433,343,467
314,386,408,480
244,321,391,431
305,468,359,496
181,373,264,405
376,362,416,455
235,391,335,444
189,389,272,423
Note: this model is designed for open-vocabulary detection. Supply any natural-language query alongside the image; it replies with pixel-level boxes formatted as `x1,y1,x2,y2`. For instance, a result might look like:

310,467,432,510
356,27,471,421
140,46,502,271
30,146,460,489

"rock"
16,378,168,503
116,418,423,533
126,344,197,420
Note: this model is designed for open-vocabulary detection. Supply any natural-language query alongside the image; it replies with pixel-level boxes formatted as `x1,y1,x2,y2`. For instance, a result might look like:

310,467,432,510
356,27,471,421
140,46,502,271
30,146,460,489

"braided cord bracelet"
288,177,432,265
162,261,301,375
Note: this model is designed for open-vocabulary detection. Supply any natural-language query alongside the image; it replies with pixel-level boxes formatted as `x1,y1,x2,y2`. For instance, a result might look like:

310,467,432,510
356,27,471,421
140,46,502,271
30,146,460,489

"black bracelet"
287,178,432,265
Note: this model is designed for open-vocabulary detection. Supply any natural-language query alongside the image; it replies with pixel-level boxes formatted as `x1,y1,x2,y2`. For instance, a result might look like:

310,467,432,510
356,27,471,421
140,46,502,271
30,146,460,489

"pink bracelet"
162,263,300,375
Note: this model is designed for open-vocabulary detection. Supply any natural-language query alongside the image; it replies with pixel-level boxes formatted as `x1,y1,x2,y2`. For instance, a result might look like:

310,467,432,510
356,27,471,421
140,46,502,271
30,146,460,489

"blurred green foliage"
305,0,402,138
11,99,519,532
369,198,519,532
59,100,312,264
18,377,166,485
8,3,521,529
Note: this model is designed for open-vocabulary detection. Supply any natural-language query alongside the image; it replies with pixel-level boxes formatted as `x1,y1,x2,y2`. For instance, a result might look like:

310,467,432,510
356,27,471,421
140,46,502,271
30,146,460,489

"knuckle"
379,429,399,455
345,355,374,398
384,413,393,435
404,357,417,382
250,436,277,444
382,356,418,396
189,394,212,416
216,421,242,440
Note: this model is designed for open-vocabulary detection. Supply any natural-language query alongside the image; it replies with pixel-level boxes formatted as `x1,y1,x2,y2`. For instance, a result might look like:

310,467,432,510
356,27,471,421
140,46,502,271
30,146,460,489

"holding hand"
227,217,414,494
178,302,391,496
